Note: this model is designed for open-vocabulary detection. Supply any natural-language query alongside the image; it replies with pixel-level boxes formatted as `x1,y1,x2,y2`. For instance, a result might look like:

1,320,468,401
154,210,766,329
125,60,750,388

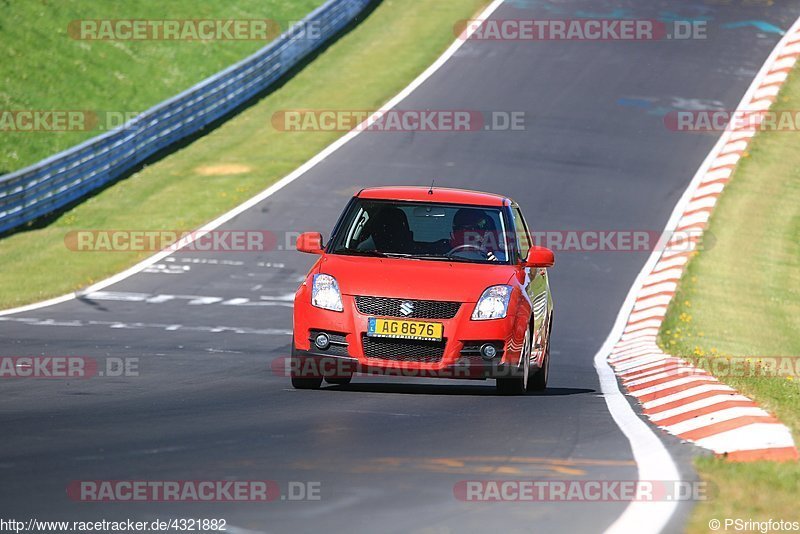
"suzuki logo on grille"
400,301,414,316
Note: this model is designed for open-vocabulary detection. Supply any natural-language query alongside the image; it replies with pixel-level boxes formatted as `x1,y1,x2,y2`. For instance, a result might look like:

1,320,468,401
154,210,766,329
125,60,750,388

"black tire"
528,343,549,392
290,336,323,389
324,374,353,386
528,317,552,392
496,327,531,395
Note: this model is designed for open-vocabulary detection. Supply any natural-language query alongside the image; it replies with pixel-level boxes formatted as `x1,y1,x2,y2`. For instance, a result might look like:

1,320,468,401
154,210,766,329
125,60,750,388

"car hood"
317,254,515,302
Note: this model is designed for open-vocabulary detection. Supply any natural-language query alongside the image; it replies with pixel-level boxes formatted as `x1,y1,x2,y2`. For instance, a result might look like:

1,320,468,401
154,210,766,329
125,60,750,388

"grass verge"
658,65,800,530
0,0,323,174
0,0,490,309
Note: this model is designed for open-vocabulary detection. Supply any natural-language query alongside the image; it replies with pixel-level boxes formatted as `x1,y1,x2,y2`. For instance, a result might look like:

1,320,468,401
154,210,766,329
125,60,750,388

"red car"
291,186,555,394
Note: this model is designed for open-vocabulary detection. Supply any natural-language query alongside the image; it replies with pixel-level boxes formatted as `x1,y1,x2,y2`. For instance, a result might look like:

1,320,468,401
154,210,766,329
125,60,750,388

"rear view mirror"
412,206,447,217
524,245,555,268
297,232,324,254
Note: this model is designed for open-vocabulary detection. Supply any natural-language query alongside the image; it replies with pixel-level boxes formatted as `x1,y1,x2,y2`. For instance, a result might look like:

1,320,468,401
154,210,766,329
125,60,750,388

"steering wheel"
447,244,484,256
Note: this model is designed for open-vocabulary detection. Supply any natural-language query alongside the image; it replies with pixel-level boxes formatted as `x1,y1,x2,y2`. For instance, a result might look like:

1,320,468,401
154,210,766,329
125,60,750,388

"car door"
511,204,551,356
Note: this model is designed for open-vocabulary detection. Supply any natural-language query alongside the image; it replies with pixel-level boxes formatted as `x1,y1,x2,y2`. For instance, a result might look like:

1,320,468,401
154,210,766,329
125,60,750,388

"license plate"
367,318,443,341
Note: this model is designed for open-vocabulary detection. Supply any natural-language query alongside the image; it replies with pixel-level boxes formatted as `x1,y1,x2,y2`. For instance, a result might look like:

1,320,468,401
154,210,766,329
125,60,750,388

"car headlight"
471,285,512,320
312,274,343,312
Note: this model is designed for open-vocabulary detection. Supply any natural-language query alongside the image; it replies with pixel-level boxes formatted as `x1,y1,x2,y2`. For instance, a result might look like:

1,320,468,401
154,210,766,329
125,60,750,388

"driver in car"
450,208,502,262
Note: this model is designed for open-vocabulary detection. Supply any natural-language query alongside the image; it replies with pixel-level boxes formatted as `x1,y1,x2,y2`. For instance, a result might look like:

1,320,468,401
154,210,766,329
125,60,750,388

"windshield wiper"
333,249,389,257
400,254,475,263
334,249,421,259
334,249,497,263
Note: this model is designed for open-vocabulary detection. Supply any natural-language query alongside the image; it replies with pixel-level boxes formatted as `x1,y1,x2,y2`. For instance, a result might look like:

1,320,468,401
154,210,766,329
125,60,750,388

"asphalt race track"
3,1,800,532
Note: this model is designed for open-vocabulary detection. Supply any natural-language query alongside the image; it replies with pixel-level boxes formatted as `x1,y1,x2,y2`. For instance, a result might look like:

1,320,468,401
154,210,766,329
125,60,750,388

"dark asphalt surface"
3,1,800,532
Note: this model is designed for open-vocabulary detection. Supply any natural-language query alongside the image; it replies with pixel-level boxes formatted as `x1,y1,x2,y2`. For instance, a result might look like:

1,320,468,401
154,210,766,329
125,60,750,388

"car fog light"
480,343,498,360
315,333,330,350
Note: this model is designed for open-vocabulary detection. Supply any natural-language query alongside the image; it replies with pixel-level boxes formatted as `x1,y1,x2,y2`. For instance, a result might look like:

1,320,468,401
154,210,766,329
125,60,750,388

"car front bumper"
292,291,534,380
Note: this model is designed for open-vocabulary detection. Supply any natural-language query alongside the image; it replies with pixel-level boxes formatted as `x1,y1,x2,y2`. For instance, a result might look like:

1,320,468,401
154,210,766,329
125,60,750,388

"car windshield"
329,199,511,264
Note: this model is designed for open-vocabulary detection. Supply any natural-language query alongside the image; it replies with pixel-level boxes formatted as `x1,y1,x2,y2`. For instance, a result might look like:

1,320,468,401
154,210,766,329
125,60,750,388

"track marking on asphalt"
206,348,245,354
166,257,243,266
142,264,191,275
162,257,288,269
81,290,294,307
0,316,291,336
292,456,635,477
142,257,289,275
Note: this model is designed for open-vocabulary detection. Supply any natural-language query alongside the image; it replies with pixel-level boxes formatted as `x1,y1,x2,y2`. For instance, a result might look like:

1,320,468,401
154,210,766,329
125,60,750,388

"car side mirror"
524,245,554,268
297,232,324,254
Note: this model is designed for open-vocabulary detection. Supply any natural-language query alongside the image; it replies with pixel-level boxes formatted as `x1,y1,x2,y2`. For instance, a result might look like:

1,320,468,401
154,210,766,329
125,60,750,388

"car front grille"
361,335,445,363
355,296,460,319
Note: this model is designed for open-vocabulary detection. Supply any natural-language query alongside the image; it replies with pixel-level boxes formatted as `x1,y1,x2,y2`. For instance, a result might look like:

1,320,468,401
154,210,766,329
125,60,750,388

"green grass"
0,0,490,308
659,66,800,530
0,0,324,174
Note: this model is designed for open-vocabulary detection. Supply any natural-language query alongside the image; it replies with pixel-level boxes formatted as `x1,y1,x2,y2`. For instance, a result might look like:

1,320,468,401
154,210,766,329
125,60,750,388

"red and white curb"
606,21,800,462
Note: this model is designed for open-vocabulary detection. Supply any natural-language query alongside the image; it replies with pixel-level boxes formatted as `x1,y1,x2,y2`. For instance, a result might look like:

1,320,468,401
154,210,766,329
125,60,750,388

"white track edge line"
598,16,800,534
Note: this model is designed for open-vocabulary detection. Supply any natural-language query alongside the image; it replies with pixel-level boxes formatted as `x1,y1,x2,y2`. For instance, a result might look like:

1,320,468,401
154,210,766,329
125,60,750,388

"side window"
512,207,531,260
346,208,369,248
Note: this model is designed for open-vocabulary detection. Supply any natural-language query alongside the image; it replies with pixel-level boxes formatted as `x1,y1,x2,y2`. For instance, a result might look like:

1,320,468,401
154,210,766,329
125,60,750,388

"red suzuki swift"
291,186,555,394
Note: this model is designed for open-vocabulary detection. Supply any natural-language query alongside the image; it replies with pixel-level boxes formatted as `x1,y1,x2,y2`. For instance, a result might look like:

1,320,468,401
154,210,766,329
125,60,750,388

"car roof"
356,186,511,207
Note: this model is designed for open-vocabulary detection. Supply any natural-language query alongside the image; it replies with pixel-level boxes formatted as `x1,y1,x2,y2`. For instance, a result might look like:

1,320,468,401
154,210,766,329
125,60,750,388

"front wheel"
290,337,323,389
496,327,531,395
527,340,550,392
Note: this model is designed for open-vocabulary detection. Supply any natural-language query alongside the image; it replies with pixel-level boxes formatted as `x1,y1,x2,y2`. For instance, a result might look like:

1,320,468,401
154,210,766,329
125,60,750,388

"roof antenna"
428,179,435,195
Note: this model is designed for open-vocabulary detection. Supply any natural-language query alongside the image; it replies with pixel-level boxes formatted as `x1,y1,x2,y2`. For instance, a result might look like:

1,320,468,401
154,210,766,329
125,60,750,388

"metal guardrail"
0,0,372,234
